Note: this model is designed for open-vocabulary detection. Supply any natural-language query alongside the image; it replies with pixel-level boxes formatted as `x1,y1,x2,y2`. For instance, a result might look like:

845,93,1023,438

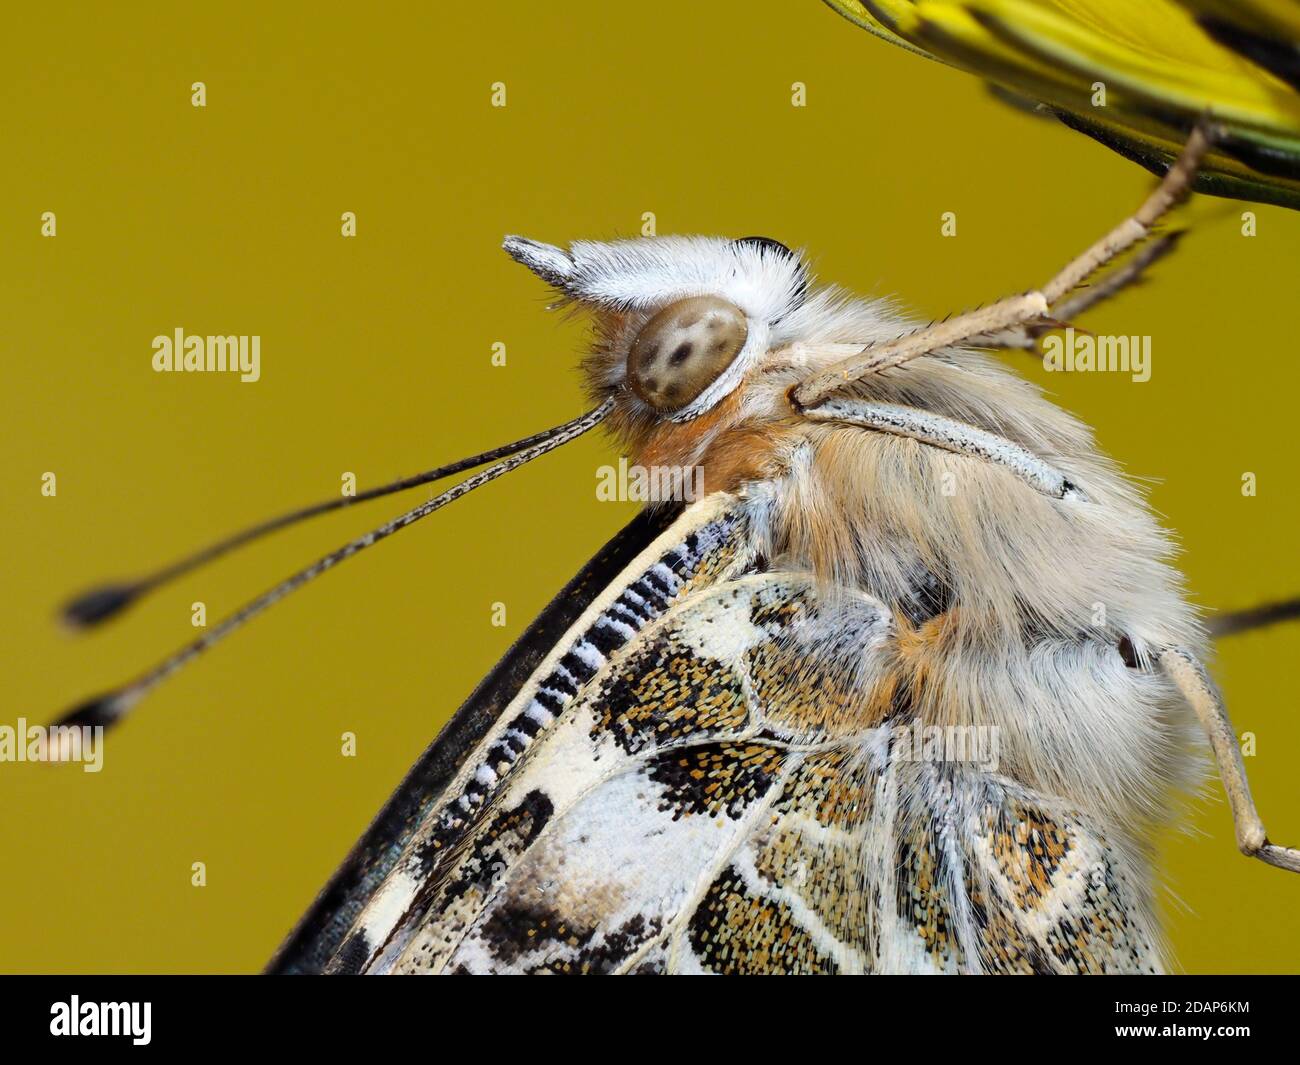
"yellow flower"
824,0,1300,208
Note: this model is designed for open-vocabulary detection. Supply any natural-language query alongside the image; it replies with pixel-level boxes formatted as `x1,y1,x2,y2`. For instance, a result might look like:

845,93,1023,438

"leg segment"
979,231,1186,350
792,126,1212,410
1160,647,1300,874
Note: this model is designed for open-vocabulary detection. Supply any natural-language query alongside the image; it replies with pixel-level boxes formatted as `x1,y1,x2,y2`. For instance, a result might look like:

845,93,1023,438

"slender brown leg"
1160,648,1300,874
792,293,1049,407
792,126,1212,410
1041,126,1210,305
979,231,1185,350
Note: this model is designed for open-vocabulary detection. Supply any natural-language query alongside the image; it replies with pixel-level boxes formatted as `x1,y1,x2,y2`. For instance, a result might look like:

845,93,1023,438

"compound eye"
734,235,793,258
627,296,748,413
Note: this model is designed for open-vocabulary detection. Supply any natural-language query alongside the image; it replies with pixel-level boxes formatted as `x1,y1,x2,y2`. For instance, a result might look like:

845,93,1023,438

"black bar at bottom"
0,973,1292,1052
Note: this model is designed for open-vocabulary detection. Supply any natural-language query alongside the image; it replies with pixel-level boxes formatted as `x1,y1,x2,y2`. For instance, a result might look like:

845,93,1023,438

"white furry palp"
506,234,811,421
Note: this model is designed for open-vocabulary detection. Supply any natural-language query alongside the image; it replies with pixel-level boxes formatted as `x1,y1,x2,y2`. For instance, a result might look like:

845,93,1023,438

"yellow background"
3,2,1297,973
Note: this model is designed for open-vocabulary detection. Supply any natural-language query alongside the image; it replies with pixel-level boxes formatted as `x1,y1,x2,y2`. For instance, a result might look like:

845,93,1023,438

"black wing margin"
265,504,683,974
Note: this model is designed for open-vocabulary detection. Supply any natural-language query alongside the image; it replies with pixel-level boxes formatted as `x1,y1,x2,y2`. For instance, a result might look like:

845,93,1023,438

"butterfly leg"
984,123,1208,350
793,125,1212,408
1038,124,1211,306
1160,647,1300,874
979,231,1186,350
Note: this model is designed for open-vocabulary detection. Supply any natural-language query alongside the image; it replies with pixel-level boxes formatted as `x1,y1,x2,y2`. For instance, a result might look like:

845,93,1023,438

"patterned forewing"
380,566,902,973
327,493,752,971
331,492,1165,974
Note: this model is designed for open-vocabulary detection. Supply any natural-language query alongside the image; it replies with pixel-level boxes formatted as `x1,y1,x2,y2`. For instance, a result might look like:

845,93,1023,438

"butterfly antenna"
61,411,606,629
1211,597,1300,638
55,399,614,733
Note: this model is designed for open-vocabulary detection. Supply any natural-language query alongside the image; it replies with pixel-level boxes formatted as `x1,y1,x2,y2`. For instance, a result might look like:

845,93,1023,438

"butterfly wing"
367,558,897,973
898,765,1163,974
267,503,687,974
273,489,1163,974
356,537,1162,974
309,492,758,973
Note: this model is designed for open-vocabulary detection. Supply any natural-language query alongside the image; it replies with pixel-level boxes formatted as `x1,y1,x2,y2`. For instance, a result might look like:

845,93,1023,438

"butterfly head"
503,234,809,422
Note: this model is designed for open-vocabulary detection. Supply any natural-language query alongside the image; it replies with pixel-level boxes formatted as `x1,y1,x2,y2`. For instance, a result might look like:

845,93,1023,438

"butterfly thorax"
599,298,1205,838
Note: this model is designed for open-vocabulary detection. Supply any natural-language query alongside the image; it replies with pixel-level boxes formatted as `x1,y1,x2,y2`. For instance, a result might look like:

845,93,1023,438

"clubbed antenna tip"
61,582,143,629
52,690,131,731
